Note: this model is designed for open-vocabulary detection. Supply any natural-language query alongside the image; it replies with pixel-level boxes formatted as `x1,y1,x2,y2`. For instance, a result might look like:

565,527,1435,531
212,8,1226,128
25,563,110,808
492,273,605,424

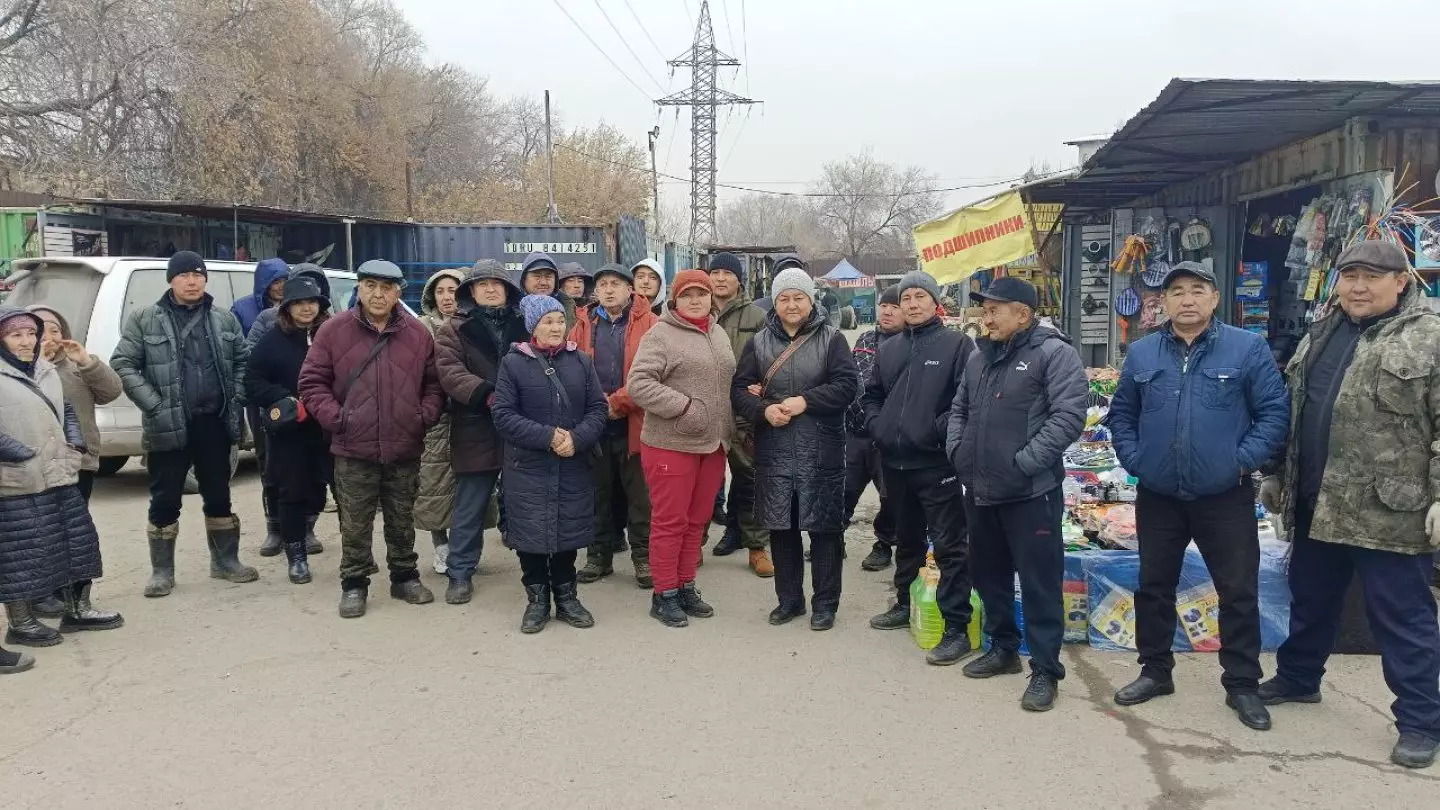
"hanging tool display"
1111,235,1149,274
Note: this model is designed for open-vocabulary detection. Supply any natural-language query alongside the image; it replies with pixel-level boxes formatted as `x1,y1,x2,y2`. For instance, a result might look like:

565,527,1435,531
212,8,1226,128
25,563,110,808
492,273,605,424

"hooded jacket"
418,267,467,335
232,258,289,335
25,306,124,472
517,251,579,330
631,259,668,316
946,322,1089,506
568,293,659,454
412,266,470,529
435,263,528,475
860,317,974,470
247,265,332,345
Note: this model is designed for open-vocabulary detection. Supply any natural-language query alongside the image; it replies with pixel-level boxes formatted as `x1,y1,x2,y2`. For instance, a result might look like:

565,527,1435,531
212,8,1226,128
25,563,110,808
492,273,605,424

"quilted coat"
732,309,858,532
491,342,608,555
414,268,466,531
110,292,248,453
298,306,444,464
435,299,528,476
0,315,103,601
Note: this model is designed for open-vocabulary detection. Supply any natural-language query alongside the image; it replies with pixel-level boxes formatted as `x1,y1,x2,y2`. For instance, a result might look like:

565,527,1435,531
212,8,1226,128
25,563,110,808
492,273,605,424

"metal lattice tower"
656,0,758,246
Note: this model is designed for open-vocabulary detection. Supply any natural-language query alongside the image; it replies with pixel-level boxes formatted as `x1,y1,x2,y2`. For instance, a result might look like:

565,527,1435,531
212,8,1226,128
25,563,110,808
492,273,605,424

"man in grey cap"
1258,240,1440,768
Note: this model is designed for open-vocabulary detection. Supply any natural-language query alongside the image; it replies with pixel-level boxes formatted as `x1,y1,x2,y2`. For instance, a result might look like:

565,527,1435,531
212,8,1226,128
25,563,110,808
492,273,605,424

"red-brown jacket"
567,294,657,454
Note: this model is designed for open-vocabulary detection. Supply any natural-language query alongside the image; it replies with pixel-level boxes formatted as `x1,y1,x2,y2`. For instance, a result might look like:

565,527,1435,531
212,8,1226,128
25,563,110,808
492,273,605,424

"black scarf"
0,344,35,378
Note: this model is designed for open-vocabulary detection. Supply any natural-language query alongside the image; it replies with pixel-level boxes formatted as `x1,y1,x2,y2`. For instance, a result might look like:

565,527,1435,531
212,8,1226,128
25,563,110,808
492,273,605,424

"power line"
719,0,738,56
741,0,750,95
549,0,656,102
718,107,751,176
622,0,669,62
592,0,665,93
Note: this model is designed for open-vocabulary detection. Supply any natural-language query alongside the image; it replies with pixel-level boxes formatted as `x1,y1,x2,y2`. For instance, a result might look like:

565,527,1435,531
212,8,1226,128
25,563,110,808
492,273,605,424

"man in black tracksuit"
861,270,976,666
946,278,1088,712
845,285,902,570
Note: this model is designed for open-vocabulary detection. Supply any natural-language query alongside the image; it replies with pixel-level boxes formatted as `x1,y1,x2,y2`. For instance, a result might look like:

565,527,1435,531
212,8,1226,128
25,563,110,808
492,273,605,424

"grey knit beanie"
769,267,815,302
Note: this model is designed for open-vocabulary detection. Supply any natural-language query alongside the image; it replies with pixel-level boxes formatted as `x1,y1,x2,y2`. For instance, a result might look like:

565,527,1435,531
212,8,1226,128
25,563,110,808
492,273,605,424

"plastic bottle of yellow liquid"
910,548,985,650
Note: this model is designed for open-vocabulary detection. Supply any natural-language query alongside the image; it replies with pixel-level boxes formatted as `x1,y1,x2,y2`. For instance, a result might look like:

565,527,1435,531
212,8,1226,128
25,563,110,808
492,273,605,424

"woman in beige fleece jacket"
627,270,736,628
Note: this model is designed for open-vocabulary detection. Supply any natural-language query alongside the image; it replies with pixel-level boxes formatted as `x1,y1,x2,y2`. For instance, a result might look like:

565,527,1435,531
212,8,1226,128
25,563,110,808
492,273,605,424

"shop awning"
59,197,406,226
1027,78,1440,210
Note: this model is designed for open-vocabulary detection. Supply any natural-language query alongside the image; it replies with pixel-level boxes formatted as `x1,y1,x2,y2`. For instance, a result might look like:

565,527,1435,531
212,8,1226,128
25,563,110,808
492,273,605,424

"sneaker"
963,647,1023,679
869,603,909,630
925,627,974,666
1021,672,1058,712
1392,731,1440,769
1257,677,1321,706
432,544,449,576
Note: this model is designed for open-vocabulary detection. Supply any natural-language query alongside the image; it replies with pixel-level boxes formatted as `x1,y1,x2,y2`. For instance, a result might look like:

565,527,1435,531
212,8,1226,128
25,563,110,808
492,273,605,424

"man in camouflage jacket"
1257,240,1440,769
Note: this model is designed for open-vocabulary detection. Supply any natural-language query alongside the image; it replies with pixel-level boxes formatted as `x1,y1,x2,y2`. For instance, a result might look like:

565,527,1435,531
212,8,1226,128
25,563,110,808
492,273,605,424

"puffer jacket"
946,323,1089,506
845,326,898,437
1275,282,1440,553
247,265,333,345
298,306,444,464
110,292,248,453
1110,319,1289,501
26,306,123,472
413,268,467,530
0,323,101,601
491,342,608,555
860,317,975,470
568,293,658,454
732,309,858,532
232,258,289,335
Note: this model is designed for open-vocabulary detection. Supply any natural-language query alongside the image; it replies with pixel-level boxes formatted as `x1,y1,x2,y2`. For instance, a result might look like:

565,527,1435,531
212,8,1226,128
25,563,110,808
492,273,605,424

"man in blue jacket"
1108,261,1289,731
232,258,289,335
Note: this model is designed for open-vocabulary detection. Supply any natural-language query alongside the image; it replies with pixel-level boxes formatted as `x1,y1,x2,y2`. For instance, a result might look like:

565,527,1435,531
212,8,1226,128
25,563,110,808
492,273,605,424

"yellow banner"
913,191,1037,285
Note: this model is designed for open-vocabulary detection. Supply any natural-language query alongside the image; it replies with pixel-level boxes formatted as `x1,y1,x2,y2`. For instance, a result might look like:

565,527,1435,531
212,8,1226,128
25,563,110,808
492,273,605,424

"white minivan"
4,257,360,476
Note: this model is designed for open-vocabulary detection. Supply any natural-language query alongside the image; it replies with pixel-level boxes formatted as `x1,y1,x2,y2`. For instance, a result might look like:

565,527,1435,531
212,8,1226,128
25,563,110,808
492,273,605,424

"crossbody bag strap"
13,375,61,423
532,352,576,429
760,330,814,394
339,332,392,403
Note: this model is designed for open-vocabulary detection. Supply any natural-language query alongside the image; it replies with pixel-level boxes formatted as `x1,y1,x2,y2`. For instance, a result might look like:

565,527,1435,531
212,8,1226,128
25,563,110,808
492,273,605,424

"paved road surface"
1,463,1434,809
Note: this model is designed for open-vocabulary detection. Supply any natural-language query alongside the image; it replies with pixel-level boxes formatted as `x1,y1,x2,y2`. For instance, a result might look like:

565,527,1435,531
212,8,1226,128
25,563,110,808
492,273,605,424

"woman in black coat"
492,295,608,634
244,277,332,585
732,272,858,631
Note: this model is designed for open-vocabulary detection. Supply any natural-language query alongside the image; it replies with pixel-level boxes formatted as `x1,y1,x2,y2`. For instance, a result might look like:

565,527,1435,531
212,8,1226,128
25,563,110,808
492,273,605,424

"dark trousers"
592,433,651,562
843,436,895,546
334,456,420,587
725,445,768,550
269,435,330,548
1276,500,1440,739
770,495,843,613
518,550,578,588
1135,482,1262,694
77,470,94,503
967,491,1066,679
884,464,971,627
246,406,277,519
448,471,499,581
147,414,233,527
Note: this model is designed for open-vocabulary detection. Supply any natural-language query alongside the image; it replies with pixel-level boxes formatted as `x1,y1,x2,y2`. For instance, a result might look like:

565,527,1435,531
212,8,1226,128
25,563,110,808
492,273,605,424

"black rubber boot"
58,581,124,632
521,584,551,633
338,579,368,618
259,515,283,557
650,590,689,628
677,582,714,618
576,545,614,584
30,593,65,619
0,644,35,675
4,601,62,647
389,577,434,605
144,522,178,598
304,514,323,555
284,542,312,585
445,578,473,605
712,525,742,556
553,582,595,628
206,516,258,583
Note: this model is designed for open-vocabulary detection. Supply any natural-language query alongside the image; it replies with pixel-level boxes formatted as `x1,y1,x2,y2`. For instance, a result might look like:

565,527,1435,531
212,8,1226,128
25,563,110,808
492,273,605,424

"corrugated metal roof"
61,197,406,225
1028,78,1440,208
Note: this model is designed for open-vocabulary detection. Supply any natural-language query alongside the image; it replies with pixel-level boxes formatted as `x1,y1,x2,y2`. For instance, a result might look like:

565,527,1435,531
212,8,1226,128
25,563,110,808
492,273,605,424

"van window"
328,275,357,310
122,270,244,325
3,264,104,342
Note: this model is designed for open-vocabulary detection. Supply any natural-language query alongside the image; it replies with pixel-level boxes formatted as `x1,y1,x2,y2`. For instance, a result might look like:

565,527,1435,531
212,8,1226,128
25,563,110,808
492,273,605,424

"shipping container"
400,224,609,307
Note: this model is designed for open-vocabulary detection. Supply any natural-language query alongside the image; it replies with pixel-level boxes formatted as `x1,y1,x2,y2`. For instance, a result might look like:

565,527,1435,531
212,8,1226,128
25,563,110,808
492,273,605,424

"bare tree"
813,149,942,257
716,193,828,255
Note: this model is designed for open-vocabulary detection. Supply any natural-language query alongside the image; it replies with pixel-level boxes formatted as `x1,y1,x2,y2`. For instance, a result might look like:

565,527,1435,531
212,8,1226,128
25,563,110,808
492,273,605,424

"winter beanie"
895,270,942,305
520,294,565,333
668,269,713,304
879,285,900,306
769,267,815,302
167,250,207,282
708,252,747,286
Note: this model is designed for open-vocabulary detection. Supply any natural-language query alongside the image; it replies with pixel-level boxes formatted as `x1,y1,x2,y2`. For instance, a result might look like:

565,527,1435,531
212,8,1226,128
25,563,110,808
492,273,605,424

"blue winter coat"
231,258,289,335
1109,320,1289,500
491,342,608,555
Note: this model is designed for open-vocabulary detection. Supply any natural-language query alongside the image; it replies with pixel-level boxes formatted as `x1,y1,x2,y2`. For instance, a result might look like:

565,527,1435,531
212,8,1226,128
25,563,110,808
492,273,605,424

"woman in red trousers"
627,270,737,627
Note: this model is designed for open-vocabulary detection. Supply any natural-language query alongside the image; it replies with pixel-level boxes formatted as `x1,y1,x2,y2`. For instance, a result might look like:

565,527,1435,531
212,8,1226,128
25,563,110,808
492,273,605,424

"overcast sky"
398,0,1440,213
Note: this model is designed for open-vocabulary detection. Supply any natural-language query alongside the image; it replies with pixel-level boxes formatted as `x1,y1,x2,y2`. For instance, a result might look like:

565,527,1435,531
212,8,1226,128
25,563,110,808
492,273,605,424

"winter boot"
553,582,595,628
748,548,775,578
206,516,259,583
389,577,434,605
144,522,178,598
611,531,629,554
338,580,368,619
860,542,894,572
58,581,123,633
259,515,283,558
4,601,62,647
521,584,552,634
305,514,324,555
576,545,614,584
30,593,65,619
633,559,653,590
712,524,743,556
0,644,35,675
283,542,312,585
649,589,689,628
677,581,714,618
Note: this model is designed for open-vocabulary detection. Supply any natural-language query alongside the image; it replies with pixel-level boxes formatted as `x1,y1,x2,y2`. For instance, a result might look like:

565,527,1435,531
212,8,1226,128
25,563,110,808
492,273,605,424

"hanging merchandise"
1235,261,1268,300
1115,287,1141,316
1139,292,1167,329
1141,260,1170,287
1111,234,1149,274
1272,215,1298,237
1180,218,1213,251
1248,212,1273,236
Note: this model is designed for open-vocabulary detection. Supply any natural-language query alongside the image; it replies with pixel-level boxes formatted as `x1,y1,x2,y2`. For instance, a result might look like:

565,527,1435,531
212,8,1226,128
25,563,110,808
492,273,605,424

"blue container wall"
402,224,607,308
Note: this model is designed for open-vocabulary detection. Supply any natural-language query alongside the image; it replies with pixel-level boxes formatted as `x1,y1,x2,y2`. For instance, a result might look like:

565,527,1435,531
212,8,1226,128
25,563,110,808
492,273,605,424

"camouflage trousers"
726,442,770,550
334,456,421,585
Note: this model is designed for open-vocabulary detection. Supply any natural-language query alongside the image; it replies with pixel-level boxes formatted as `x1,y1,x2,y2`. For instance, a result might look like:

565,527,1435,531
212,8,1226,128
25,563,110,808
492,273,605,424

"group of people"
0,240,1432,770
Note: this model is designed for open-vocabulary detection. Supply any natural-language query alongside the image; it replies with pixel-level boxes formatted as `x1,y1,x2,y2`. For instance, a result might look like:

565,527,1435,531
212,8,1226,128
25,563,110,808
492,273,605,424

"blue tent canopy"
822,259,864,281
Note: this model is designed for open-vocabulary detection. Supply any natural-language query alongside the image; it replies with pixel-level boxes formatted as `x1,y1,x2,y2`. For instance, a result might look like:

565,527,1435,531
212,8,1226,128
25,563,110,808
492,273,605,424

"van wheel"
96,456,130,476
